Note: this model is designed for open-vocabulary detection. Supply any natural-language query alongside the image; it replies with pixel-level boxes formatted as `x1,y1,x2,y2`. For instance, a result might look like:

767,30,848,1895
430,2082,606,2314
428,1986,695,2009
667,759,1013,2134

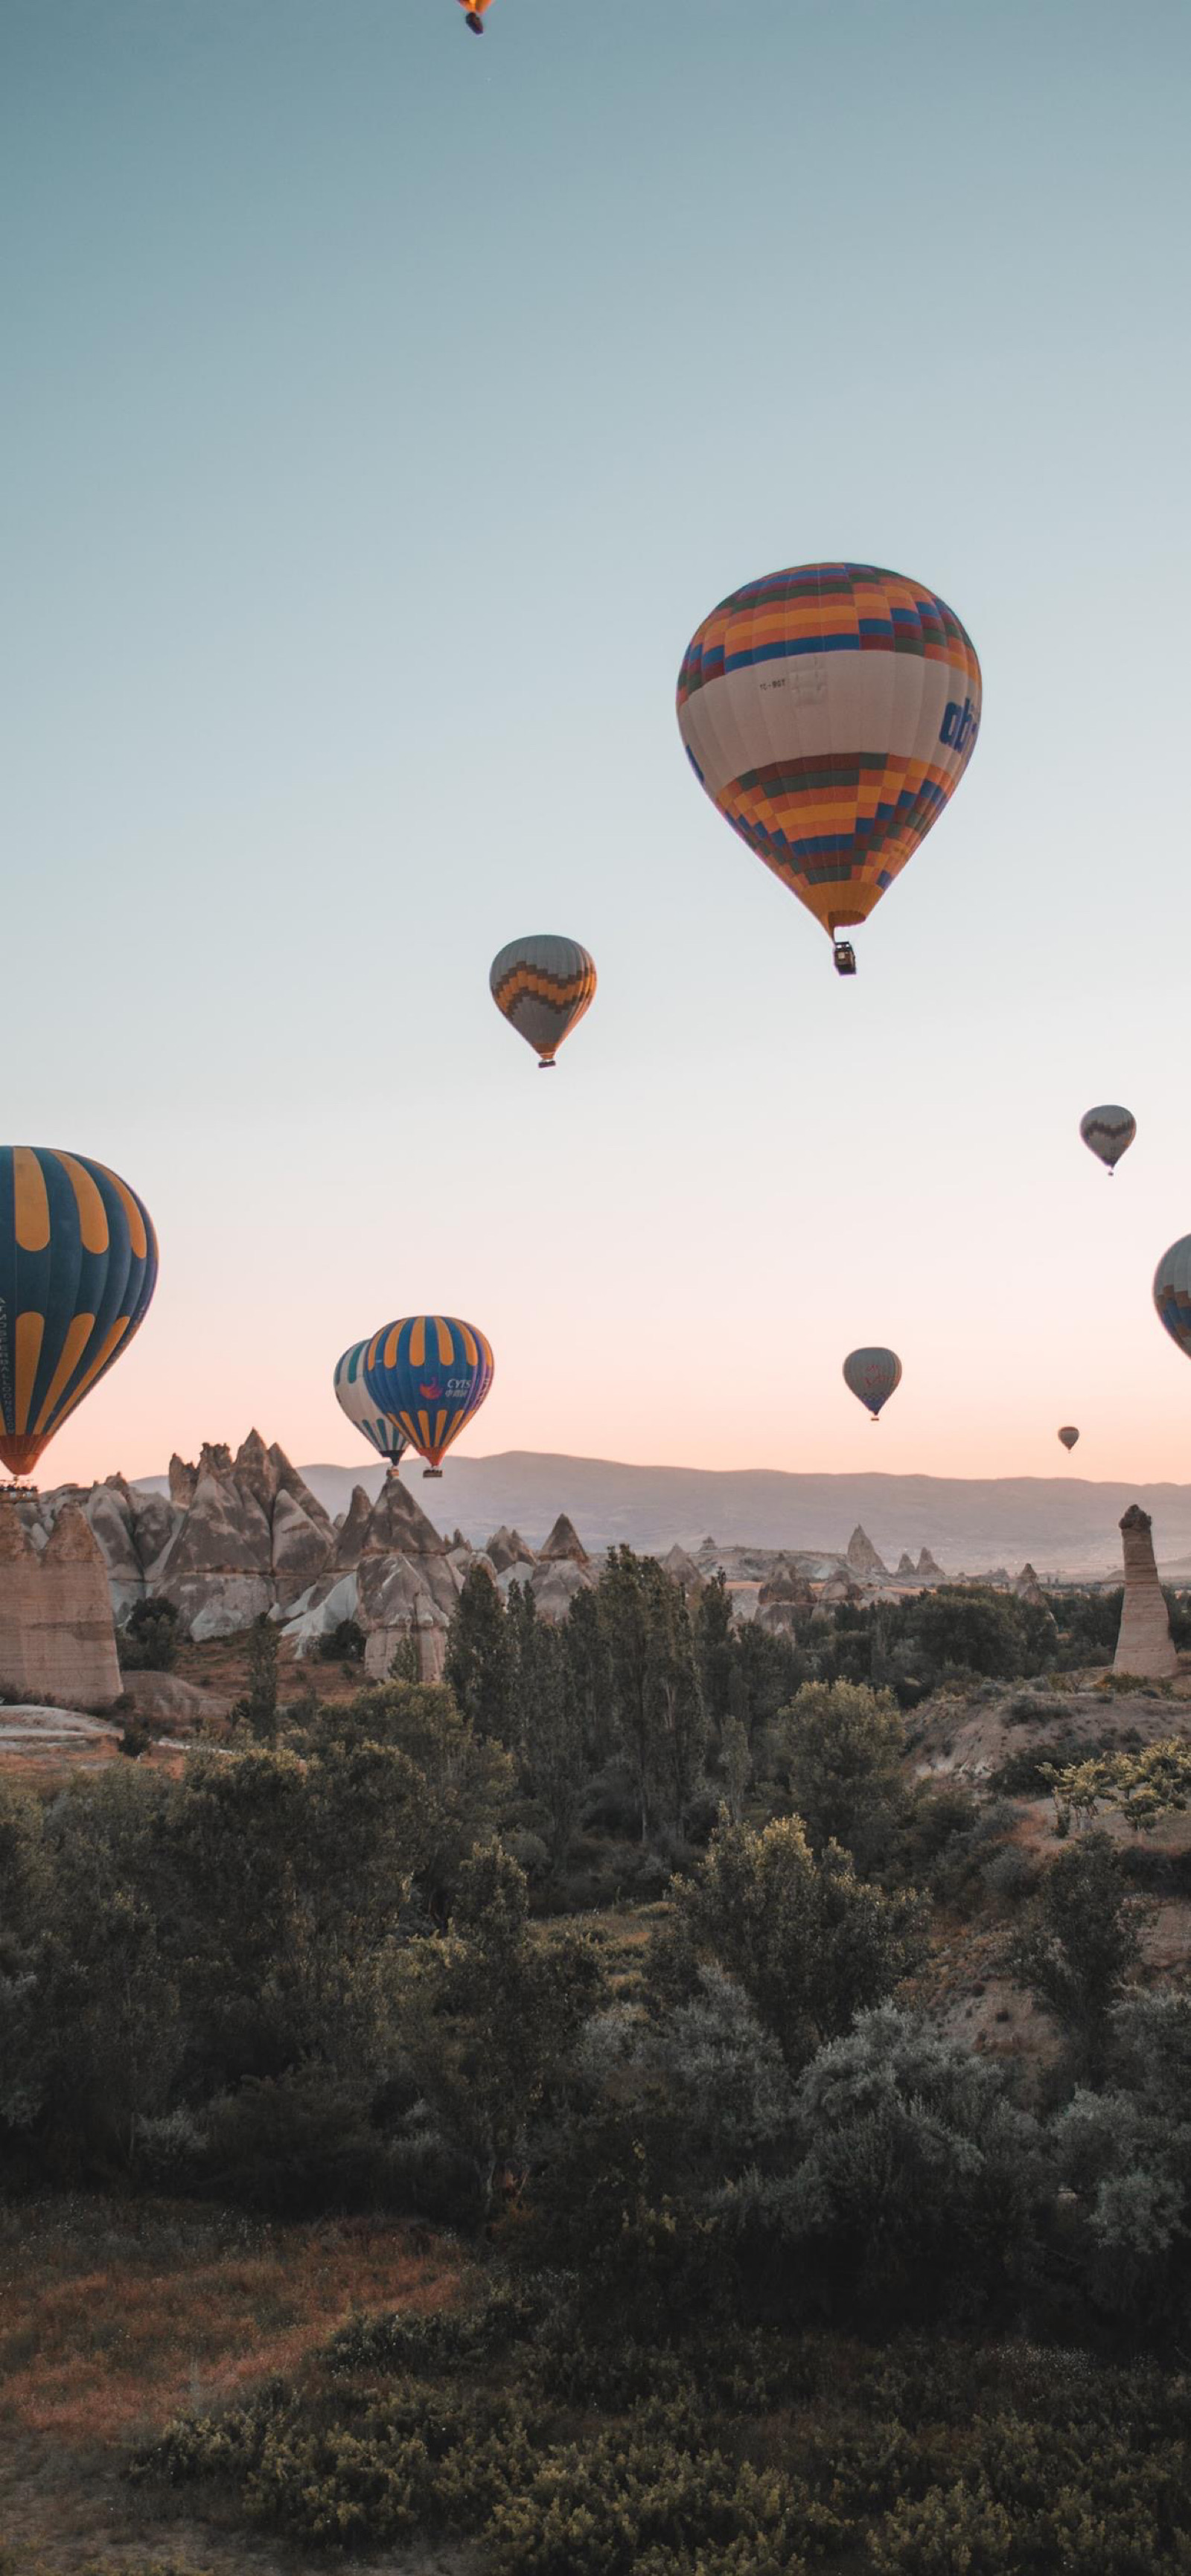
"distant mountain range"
216,1452,1191,1580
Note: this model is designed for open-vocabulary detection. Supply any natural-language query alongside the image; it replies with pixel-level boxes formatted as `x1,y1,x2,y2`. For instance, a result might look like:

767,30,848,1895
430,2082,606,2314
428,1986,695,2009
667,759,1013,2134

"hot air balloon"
1154,1238,1191,1362
363,1315,493,1477
490,936,596,1069
0,1147,158,1480
334,1339,409,1471
459,0,492,27
1080,1106,1135,1176
1058,1426,1079,1452
677,563,981,974
843,1347,902,1421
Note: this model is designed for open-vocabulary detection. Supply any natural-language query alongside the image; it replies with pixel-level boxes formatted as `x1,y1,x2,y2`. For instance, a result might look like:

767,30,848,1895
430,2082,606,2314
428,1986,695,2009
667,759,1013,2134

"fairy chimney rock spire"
1114,1505,1178,1679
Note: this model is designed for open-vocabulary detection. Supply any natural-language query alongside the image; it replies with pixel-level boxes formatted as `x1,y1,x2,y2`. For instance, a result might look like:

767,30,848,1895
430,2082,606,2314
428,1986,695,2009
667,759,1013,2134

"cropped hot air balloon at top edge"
1154,1239,1191,1363
490,936,597,1068
0,1147,158,1480
1080,1106,1136,1175
363,1315,493,1478
677,564,981,975
459,0,492,27
843,1347,902,1422
1058,1426,1079,1452
334,1339,408,1470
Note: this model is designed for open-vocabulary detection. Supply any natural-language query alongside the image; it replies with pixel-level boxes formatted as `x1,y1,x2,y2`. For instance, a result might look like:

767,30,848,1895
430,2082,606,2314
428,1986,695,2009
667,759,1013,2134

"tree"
1010,1832,1144,2080
595,1549,706,1838
654,1815,927,2073
560,1584,616,1770
695,1572,735,1749
517,1609,586,1866
118,1596,180,1672
902,1586,1056,1683
774,1679,907,1868
1048,1738,1191,1835
232,1613,280,1743
395,1844,604,2217
445,1565,515,1743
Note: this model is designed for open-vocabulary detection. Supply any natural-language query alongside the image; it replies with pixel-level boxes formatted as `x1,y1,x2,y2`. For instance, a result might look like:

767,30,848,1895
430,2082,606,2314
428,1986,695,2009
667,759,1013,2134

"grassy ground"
0,2199,464,2574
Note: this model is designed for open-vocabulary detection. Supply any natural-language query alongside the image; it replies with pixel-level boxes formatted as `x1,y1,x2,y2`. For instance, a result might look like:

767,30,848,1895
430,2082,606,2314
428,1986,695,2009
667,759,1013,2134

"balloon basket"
423,1469,444,1480
537,1059,557,1070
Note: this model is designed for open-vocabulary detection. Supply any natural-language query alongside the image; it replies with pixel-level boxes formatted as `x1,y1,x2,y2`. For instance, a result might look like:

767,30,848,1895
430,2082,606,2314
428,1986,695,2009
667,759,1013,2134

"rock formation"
916,1547,945,1582
485,1525,537,1574
660,1543,703,1595
538,1513,590,1566
895,1552,916,1578
756,1566,810,1636
0,1499,121,1708
846,1525,888,1578
151,1434,334,1638
1114,1505,1178,1679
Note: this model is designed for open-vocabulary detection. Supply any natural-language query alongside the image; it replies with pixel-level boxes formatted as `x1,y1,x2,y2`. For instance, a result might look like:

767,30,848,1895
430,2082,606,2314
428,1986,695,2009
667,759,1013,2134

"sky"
3,0,1191,1492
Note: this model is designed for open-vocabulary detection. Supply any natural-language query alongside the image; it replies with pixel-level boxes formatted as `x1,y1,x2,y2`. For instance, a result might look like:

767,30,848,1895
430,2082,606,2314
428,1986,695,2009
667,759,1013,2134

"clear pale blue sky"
4,0,1191,1487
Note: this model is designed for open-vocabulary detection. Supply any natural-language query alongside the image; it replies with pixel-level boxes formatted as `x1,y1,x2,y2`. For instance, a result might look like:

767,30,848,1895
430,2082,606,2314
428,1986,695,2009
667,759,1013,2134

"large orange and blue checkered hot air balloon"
677,564,981,970
363,1315,494,1478
0,1147,159,1479
490,935,597,1069
334,1339,408,1470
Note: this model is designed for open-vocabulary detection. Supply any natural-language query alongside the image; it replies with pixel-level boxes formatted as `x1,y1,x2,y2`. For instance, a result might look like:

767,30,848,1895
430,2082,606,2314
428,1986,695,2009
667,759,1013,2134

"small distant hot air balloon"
677,563,981,975
843,1348,902,1422
491,936,596,1068
334,1339,408,1472
1154,1238,1191,1362
363,1315,493,1477
459,0,492,28
1058,1426,1079,1452
0,1147,159,1480
1080,1106,1136,1176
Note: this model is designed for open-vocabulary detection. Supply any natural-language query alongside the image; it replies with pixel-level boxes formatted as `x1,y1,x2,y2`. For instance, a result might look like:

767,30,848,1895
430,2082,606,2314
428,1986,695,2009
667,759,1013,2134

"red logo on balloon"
419,1380,443,1400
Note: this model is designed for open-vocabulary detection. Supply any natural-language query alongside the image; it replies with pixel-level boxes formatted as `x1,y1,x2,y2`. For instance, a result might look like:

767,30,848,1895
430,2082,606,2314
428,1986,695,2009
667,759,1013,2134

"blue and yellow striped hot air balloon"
334,1338,409,1470
0,1147,159,1479
363,1315,493,1478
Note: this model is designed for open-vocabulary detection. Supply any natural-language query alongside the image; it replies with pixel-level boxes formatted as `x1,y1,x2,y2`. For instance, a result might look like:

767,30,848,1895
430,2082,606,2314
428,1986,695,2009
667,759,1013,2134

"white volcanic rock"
188,1574,275,1643
267,1440,333,1533
283,1570,362,1655
486,1525,537,1574
158,1470,273,1583
1114,1505,1178,1679
131,1490,179,1579
916,1548,945,1581
530,1559,594,1618
896,1552,916,1578
332,1484,375,1571
660,1543,703,1592
271,1488,333,1591
846,1525,888,1578
538,1513,590,1566
83,1486,144,1616
169,1454,198,1509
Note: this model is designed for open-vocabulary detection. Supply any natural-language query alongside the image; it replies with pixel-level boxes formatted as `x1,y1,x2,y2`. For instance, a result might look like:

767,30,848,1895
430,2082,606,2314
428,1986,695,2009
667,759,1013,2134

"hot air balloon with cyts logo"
843,1347,902,1422
363,1315,493,1477
0,1147,158,1481
677,563,981,976
1080,1106,1135,1175
491,935,597,1068
334,1339,408,1472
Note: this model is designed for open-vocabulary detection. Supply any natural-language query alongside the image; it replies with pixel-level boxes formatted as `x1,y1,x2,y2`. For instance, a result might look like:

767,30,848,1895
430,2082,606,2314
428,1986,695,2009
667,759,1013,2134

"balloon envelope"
843,1347,902,1420
1058,1426,1079,1451
1154,1237,1191,1362
0,1147,158,1478
1080,1106,1135,1173
490,935,596,1066
363,1315,493,1470
334,1339,408,1466
677,563,981,943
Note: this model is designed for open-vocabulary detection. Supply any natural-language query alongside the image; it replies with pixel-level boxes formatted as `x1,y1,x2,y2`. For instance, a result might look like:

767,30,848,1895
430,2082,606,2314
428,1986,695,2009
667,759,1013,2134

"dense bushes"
130,2306,1191,2570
